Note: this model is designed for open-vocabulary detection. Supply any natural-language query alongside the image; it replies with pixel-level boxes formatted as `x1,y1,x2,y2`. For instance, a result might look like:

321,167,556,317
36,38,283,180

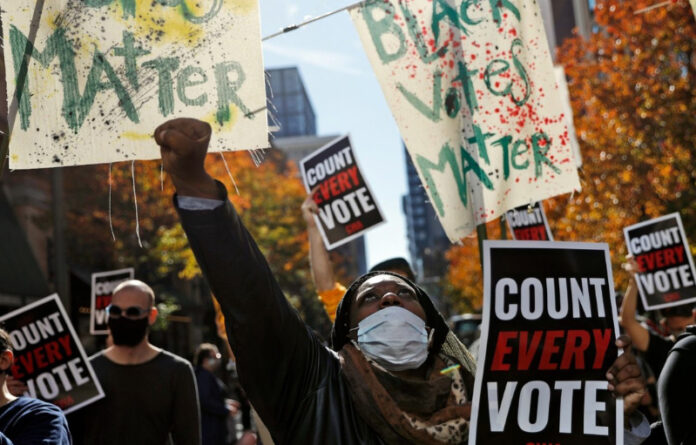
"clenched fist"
155,118,219,199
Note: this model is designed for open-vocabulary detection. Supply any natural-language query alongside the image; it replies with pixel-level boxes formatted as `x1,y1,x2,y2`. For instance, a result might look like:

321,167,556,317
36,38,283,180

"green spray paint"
142,57,180,116
488,0,520,24
177,66,208,106
399,1,447,63
85,0,135,19
10,25,138,131
431,0,469,40
416,142,493,216
396,72,443,123
113,31,150,91
531,132,561,177
77,50,140,126
360,1,407,64
214,61,251,125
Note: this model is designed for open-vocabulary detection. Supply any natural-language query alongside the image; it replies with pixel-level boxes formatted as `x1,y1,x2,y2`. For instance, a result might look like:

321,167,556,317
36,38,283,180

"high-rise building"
266,67,367,278
266,67,317,138
401,147,449,287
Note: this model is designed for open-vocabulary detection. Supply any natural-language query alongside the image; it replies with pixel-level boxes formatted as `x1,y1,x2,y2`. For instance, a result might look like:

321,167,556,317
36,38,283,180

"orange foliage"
65,149,331,333
445,0,696,310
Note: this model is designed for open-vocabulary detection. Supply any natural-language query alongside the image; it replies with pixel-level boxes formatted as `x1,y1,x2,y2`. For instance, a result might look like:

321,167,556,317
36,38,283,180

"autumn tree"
445,0,696,311
64,149,332,337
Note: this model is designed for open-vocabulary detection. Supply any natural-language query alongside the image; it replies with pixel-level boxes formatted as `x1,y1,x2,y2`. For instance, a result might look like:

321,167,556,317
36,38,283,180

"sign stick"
262,1,366,41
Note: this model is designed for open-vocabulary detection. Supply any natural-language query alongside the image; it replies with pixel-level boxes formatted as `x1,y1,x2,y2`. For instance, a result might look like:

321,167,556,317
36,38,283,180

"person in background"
158,117,651,444
69,280,200,445
619,257,696,377
301,193,416,322
0,328,71,444
194,343,243,445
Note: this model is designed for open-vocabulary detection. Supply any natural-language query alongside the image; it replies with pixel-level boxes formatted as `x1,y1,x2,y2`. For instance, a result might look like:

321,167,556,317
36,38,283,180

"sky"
258,0,412,267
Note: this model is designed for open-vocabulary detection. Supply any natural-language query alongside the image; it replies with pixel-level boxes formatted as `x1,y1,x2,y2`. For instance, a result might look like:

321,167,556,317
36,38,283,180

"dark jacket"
658,325,696,445
195,367,228,445
176,191,388,445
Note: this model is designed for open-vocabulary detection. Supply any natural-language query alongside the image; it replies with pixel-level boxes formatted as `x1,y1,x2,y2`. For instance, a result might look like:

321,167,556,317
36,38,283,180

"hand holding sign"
606,336,646,424
155,118,218,199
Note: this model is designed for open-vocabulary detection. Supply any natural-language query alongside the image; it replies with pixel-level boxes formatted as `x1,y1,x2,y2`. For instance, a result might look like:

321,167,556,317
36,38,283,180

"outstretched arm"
301,191,335,292
619,258,650,352
157,119,330,439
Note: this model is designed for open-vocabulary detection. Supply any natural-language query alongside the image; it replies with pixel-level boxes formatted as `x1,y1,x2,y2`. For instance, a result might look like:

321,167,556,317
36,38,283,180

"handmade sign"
351,0,581,241
470,241,622,444
90,268,134,335
623,213,696,310
506,201,553,240
0,294,105,413
300,135,385,249
1,0,267,169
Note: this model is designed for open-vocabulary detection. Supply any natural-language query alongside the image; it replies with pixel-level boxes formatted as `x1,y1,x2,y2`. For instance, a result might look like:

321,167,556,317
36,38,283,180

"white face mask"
356,306,429,371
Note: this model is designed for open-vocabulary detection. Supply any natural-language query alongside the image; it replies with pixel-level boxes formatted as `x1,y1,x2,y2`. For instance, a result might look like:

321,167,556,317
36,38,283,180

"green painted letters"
177,66,208,106
361,1,407,64
214,61,251,125
142,57,180,116
531,132,561,177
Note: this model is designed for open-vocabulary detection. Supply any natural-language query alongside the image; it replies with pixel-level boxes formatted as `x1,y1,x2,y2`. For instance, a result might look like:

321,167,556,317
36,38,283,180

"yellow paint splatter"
203,106,240,133
11,154,19,162
228,0,257,15
121,131,152,141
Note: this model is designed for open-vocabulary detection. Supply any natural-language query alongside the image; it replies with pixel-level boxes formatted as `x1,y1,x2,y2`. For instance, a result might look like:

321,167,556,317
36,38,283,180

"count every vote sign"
623,213,696,310
0,295,104,414
300,135,385,250
1,0,267,168
469,241,623,445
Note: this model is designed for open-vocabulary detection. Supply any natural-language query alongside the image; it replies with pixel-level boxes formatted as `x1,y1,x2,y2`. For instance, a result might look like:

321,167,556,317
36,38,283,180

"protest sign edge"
90,268,135,335
0,294,106,414
299,134,387,251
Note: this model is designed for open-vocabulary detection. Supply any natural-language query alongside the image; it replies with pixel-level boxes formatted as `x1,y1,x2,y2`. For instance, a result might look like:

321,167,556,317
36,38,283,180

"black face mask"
108,316,150,347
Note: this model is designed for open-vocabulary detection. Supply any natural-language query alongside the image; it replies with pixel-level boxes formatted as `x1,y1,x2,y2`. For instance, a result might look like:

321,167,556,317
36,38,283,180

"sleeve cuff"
177,196,225,210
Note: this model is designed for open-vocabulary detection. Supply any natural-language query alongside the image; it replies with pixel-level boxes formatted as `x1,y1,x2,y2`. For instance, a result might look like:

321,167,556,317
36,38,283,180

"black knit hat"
368,257,416,281
330,271,450,353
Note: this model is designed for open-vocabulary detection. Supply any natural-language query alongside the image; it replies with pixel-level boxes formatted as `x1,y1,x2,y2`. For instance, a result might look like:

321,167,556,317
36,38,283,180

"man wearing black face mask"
69,280,201,445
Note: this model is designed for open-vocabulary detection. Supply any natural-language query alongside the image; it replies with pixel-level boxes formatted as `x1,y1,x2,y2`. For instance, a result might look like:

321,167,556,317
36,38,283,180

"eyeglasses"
106,304,150,319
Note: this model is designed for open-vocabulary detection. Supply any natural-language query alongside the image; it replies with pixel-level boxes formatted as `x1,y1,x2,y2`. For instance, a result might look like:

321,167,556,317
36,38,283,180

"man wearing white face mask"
156,118,650,445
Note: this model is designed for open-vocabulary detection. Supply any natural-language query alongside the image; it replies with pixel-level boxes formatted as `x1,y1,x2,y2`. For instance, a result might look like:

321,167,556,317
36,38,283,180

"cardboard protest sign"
300,135,385,249
623,213,696,310
1,1,267,169
90,268,134,335
470,241,622,445
690,0,696,21
0,294,104,413
506,201,553,241
350,0,581,242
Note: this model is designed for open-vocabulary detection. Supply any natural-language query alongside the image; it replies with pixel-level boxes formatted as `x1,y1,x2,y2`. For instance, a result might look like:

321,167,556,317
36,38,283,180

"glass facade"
265,68,317,138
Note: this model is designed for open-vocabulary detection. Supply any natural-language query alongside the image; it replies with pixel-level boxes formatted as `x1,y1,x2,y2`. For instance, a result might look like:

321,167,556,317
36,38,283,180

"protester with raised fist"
0,328,71,444
69,280,200,445
157,117,650,444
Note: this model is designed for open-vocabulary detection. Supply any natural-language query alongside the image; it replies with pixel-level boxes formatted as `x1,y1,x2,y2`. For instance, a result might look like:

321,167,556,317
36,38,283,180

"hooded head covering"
330,271,449,354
